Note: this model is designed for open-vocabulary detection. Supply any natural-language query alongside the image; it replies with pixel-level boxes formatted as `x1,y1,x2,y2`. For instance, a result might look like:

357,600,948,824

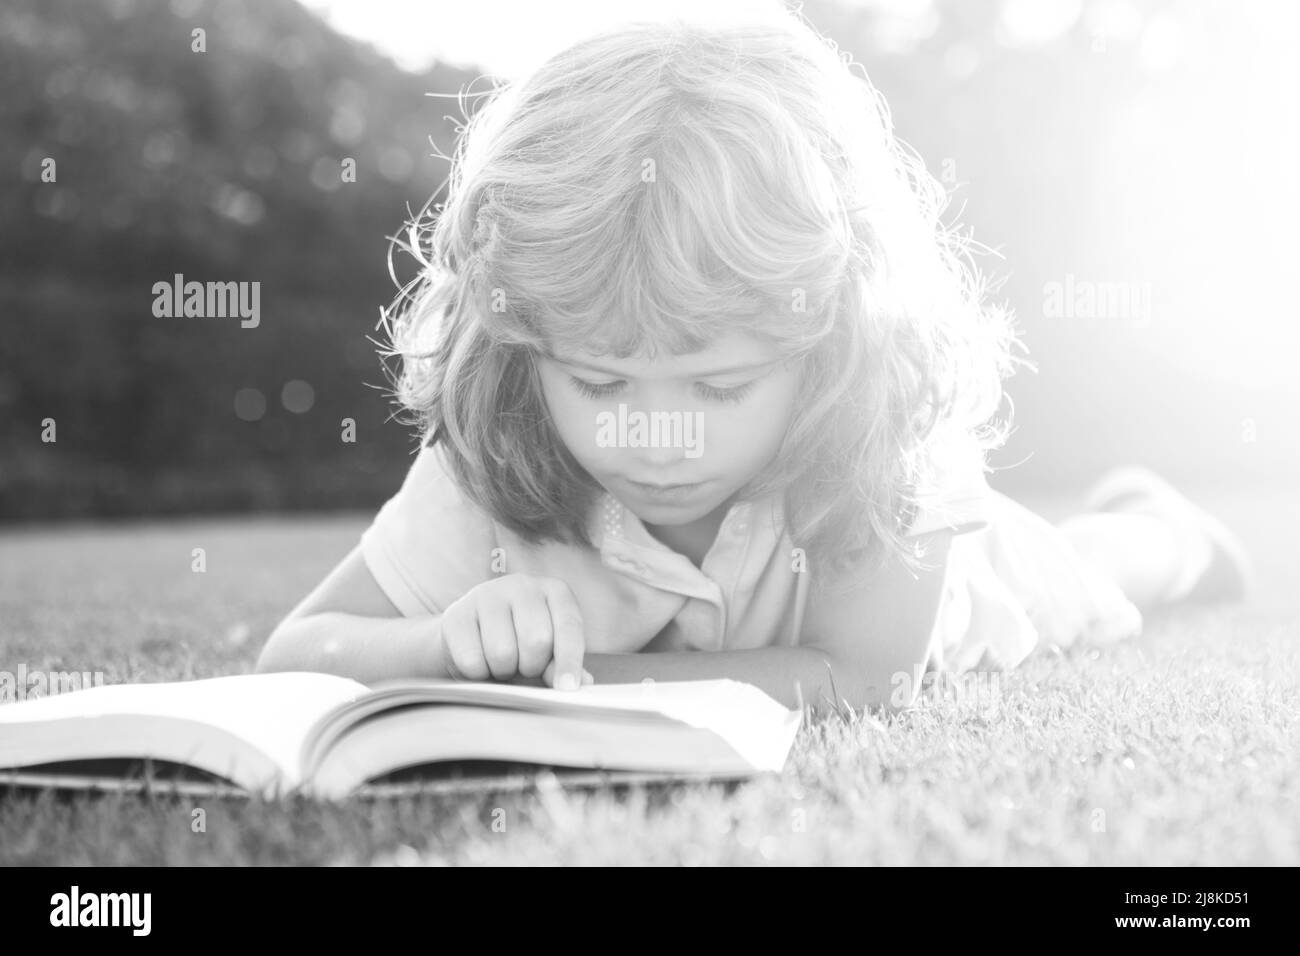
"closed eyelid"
565,375,758,405
571,375,760,390
569,375,627,389
565,362,780,384
703,364,781,387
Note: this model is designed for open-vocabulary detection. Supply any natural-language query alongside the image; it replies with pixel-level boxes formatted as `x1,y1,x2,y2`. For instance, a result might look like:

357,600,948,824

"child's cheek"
559,401,620,467
538,380,593,451
746,375,801,452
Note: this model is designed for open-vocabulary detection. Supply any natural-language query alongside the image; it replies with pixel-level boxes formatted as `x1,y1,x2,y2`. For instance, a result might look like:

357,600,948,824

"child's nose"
632,440,693,470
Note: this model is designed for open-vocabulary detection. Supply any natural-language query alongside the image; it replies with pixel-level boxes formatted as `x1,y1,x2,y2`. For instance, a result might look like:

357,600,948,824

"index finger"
543,581,586,690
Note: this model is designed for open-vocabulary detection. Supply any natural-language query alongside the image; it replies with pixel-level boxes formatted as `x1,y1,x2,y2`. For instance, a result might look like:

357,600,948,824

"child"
255,12,1252,716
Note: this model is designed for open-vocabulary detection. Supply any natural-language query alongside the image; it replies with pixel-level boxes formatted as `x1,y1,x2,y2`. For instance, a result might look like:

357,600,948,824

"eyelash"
568,376,756,404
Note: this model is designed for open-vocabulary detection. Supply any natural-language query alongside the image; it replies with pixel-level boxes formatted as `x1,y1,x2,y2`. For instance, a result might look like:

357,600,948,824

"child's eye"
695,381,756,404
569,376,625,399
568,376,756,404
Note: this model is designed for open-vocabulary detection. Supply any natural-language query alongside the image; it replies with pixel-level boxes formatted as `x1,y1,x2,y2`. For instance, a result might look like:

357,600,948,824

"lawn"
0,488,1296,865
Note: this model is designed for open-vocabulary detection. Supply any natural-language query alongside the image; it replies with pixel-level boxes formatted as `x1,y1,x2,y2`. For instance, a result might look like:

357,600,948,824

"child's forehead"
543,332,782,373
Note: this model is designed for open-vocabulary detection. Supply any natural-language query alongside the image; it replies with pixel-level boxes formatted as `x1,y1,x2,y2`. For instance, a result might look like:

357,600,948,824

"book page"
308,706,783,800
578,680,804,771
320,678,802,778
360,676,787,720
0,672,369,791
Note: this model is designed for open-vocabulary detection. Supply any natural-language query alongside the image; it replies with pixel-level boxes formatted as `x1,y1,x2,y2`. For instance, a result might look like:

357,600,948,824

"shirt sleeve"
904,434,993,538
359,440,499,617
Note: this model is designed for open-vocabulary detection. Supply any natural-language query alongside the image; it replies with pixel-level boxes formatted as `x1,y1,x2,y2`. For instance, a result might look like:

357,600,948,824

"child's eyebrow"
545,352,782,378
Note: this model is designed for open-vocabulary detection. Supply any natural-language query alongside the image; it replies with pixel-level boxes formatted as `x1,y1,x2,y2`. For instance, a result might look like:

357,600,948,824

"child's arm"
257,546,589,689
255,544,450,684
256,611,450,685
582,530,954,719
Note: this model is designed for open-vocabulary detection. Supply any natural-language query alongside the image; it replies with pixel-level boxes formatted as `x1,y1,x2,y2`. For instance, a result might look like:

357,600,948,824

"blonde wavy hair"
377,9,1030,592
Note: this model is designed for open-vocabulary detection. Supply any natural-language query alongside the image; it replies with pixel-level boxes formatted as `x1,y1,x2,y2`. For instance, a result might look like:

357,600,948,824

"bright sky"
297,0,790,77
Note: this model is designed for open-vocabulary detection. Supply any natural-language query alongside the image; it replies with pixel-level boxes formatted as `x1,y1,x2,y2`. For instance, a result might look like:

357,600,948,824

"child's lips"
629,479,701,490
625,478,710,500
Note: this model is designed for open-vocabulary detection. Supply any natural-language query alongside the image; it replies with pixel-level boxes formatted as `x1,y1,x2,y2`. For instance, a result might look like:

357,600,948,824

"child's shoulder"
359,438,502,615
382,438,486,520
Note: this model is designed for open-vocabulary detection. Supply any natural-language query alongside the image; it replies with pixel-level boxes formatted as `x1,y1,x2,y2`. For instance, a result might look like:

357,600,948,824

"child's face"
534,331,801,528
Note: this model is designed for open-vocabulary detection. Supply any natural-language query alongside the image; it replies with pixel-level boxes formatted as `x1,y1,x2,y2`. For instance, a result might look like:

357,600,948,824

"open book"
0,672,803,800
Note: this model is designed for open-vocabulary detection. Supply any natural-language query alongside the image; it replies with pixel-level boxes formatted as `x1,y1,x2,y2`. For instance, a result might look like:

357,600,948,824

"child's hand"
436,574,593,690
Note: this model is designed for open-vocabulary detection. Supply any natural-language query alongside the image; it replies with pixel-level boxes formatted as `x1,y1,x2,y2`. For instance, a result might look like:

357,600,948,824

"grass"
0,488,1296,865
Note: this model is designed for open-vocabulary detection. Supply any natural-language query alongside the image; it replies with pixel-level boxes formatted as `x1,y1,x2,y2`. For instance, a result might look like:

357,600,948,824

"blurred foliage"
0,0,1291,521
0,0,479,519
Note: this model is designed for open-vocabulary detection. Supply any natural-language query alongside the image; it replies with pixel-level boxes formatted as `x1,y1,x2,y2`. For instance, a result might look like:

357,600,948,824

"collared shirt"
358,438,997,657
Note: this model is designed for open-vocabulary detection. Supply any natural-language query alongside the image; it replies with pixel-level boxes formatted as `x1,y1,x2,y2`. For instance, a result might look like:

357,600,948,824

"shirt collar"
587,487,786,600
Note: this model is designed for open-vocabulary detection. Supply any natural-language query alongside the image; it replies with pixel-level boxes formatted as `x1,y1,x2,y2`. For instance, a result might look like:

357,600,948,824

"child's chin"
625,489,732,524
